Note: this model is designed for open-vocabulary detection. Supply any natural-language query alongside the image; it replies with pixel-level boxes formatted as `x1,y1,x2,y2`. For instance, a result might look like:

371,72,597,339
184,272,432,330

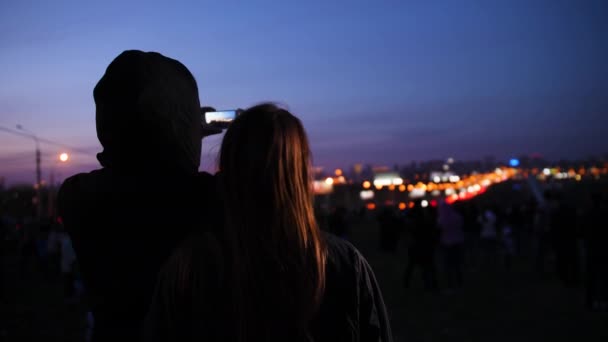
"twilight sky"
1,0,607,184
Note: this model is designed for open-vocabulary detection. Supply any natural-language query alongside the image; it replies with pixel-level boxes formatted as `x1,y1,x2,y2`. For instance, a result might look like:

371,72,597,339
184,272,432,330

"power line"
0,125,98,156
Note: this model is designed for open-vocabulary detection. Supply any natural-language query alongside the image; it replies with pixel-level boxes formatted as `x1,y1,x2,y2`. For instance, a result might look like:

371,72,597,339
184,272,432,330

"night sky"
1,0,607,184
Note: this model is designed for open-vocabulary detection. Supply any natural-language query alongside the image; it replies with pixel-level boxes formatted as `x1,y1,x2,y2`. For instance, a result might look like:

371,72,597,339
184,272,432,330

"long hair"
219,103,327,341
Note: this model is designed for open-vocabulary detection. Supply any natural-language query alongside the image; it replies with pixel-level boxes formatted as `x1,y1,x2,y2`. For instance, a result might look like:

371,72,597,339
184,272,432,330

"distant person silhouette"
460,202,481,270
584,193,608,311
438,201,465,291
144,104,392,342
550,193,580,287
479,207,499,268
58,50,221,341
403,202,439,291
377,207,402,253
328,206,349,239
534,191,554,274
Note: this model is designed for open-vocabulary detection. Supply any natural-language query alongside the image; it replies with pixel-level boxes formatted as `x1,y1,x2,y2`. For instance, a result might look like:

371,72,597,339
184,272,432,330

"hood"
94,50,202,174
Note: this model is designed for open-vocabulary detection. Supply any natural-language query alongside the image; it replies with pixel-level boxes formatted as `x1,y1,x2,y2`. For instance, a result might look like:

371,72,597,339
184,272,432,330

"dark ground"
1,181,607,341
350,217,608,342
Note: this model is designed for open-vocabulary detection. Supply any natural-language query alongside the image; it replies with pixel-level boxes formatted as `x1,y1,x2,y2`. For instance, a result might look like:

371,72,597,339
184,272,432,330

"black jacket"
58,50,217,341
144,232,393,342
58,169,219,340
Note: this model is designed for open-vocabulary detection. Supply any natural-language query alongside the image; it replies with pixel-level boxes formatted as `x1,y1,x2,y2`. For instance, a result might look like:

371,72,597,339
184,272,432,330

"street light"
16,124,42,218
48,152,70,217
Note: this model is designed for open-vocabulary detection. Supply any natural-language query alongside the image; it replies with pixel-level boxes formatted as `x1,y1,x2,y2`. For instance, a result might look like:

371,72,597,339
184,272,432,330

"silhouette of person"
328,206,349,239
550,193,580,288
403,201,439,291
438,200,465,291
584,193,608,311
144,104,392,342
58,50,221,341
377,206,402,253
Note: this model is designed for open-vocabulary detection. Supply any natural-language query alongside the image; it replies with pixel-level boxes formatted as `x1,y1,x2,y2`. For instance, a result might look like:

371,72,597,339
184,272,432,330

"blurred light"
366,203,376,210
430,200,438,207
398,202,406,210
313,180,333,195
325,177,334,185
360,190,374,200
431,190,441,197
59,153,69,162
447,157,454,164
388,184,396,191
543,168,551,176
421,200,429,208
408,201,415,209
362,180,371,189
374,173,401,186
407,184,414,192
495,168,503,175
409,188,426,198
375,184,383,190
449,175,460,183
433,176,441,183
509,158,520,167
398,184,406,192
575,174,582,181
445,188,455,196
417,182,427,191
446,194,459,204
443,164,449,171
334,169,343,176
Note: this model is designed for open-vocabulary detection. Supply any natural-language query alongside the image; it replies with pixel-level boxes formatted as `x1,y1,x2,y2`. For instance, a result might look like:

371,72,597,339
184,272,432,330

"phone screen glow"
205,110,236,124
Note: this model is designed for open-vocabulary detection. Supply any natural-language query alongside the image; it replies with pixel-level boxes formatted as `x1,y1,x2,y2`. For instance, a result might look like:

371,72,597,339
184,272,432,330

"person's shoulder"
59,169,107,195
58,169,107,207
323,232,368,272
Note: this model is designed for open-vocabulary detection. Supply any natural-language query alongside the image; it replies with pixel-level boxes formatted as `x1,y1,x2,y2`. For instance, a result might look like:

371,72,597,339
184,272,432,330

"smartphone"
204,109,239,128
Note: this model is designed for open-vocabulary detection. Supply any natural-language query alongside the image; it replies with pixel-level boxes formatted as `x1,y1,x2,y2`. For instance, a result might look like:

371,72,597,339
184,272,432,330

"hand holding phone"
201,107,241,137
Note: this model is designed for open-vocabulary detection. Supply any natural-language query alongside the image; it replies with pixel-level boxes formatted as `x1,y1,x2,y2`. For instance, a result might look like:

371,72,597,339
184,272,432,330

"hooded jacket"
58,50,219,341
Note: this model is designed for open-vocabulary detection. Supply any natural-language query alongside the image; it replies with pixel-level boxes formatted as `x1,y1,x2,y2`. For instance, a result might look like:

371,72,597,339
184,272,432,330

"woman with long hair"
144,104,392,341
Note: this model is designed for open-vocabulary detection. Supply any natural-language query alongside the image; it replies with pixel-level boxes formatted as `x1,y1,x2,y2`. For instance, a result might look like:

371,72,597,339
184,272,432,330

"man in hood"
58,50,221,341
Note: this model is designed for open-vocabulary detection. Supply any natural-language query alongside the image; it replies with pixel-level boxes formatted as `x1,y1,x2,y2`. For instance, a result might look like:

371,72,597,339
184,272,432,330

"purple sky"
1,0,607,185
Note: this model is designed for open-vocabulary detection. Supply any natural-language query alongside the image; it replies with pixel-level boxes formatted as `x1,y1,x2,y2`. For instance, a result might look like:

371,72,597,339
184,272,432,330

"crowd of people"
365,187,608,310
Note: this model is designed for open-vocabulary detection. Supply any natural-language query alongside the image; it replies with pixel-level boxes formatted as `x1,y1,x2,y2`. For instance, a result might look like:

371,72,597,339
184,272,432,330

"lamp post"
48,153,69,217
16,124,42,218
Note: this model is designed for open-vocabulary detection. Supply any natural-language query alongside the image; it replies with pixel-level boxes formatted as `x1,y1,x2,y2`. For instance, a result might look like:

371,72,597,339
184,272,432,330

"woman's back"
311,233,391,341
144,104,391,341
145,232,391,341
